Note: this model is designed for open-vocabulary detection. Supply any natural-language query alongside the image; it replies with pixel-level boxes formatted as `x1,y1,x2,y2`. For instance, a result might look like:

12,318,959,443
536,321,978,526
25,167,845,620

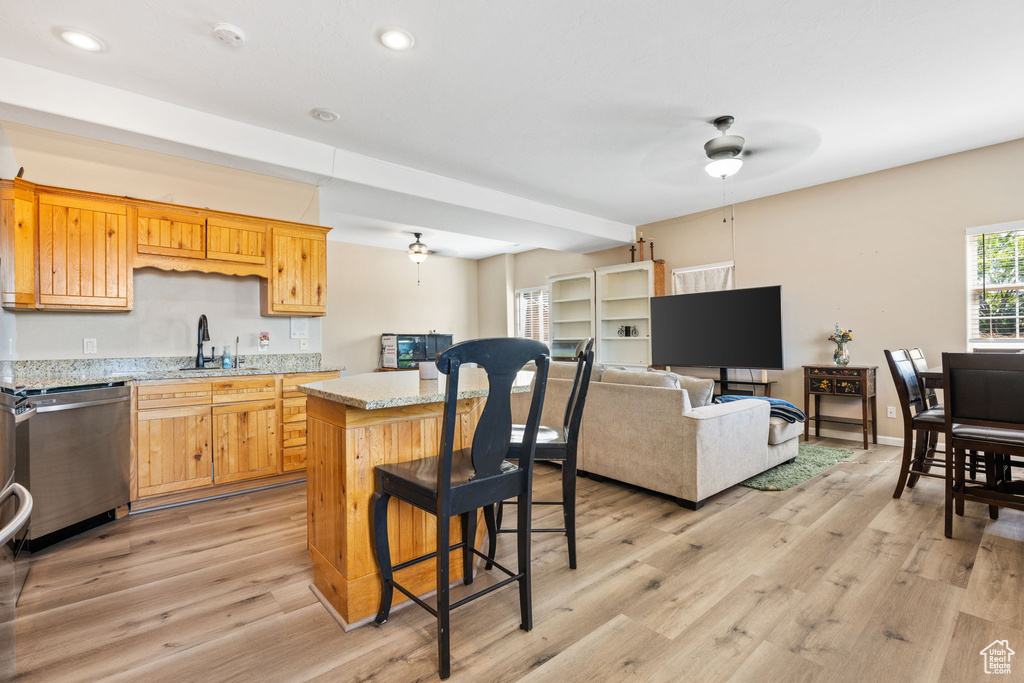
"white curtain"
672,263,735,294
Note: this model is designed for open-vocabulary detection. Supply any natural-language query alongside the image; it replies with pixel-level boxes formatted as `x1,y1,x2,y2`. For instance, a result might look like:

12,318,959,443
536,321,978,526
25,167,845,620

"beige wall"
511,137,1024,441
322,242,478,373
477,253,514,337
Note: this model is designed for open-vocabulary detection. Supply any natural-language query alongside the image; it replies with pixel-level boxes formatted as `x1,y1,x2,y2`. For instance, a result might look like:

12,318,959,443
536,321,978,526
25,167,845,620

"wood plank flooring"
15,438,1024,682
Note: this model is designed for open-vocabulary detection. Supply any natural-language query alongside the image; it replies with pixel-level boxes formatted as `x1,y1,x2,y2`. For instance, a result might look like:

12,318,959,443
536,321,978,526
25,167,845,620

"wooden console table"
803,365,878,449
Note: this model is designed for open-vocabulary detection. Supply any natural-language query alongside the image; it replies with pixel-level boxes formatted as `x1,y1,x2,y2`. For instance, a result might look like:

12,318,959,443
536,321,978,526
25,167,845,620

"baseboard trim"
811,426,944,451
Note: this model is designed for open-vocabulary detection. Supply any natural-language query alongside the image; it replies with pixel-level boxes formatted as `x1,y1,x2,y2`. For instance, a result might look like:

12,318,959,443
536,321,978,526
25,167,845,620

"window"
968,222,1024,347
515,286,550,345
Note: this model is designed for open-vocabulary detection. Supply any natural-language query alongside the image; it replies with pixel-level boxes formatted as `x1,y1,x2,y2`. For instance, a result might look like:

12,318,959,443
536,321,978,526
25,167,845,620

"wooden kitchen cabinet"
206,216,267,266
212,400,278,485
0,180,36,309
36,192,131,310
2,178,329,312
261,223,329,316
280,371,339,472
135,206,207,260
136,405,213,497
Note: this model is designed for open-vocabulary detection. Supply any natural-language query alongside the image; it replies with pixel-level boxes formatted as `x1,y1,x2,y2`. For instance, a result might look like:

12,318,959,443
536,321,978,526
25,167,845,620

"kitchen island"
300,368,531,628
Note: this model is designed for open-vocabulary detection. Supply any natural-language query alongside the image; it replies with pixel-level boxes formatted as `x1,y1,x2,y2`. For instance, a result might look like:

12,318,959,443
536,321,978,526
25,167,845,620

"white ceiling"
1,0,1023,257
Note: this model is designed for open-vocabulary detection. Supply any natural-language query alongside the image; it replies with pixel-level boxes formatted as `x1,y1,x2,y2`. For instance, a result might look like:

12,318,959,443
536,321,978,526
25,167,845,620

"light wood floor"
15,438,1024,682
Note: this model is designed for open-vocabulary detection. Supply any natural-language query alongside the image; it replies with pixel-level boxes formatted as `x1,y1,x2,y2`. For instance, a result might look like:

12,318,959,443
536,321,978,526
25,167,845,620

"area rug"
741,444,853,491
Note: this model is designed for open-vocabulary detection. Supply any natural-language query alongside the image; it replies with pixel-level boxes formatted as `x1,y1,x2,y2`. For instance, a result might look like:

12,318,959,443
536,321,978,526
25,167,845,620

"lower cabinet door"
136,405,213,497
212,400,278,484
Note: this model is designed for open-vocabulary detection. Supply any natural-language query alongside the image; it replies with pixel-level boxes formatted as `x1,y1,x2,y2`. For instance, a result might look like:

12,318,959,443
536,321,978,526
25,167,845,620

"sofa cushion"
768,416,802,445
548,358,602,385
601,368,679,389
670,374,715,407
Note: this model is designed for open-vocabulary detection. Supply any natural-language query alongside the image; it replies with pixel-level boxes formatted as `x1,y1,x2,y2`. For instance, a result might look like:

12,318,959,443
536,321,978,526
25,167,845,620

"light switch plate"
290,317,309,339
84,338,97,354
886,406,897,418
299,339,309,351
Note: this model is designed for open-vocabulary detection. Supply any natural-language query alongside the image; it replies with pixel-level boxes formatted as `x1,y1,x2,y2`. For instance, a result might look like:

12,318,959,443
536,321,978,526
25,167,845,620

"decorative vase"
833,342,850,366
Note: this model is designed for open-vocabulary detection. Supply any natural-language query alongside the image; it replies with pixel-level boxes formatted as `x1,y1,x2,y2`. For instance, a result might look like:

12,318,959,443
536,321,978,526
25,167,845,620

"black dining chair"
886,349,947,498
370,337,550,680
943,352,1024,538
485,337,595,570
907,347,940,409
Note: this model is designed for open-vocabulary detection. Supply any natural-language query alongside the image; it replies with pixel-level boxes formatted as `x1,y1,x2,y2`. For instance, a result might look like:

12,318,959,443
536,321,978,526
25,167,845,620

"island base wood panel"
306,395,488,626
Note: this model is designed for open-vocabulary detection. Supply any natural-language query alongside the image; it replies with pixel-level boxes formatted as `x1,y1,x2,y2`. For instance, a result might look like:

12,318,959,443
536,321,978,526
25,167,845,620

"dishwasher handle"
0,483,33,546
32,395,129,413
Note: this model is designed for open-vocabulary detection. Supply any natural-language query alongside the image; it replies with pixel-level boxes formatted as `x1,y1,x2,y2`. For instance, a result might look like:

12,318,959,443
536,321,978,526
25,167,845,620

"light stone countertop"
299,367,533,410
1,354,344,393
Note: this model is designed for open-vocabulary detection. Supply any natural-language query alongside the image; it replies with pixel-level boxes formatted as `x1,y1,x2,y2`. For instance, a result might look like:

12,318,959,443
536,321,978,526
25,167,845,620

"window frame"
967,220,1024,350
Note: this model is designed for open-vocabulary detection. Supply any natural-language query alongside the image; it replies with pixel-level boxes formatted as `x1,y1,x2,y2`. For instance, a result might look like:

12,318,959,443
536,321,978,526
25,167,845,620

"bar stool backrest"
436,338,550,487
562,338,595,440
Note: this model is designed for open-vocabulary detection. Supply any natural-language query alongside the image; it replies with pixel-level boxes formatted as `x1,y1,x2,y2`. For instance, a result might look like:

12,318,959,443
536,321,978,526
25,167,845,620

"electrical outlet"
83,338,97,354
299,339,309,351
886,406,897,418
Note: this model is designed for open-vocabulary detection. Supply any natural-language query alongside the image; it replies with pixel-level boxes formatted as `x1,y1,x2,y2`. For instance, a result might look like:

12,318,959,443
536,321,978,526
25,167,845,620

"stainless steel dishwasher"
19,384,129,548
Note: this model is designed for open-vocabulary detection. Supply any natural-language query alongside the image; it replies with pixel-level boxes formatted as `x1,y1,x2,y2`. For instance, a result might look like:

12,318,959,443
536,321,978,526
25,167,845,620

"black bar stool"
485,337,594,570
370,337,551,680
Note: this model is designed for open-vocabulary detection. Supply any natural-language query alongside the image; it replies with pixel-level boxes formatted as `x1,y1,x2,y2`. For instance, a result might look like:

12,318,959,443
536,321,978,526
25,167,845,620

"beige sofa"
512,363,800,509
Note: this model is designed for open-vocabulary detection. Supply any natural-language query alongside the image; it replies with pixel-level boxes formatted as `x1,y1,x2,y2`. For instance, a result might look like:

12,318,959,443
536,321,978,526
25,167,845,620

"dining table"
920,365,943,389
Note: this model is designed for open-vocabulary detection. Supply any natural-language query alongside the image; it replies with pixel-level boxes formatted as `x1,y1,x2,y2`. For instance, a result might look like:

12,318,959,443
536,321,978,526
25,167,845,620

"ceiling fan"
703,116,745,178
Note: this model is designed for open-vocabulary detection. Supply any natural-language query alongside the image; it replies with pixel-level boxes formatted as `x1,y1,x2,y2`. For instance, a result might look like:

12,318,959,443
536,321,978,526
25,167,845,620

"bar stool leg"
371,492,394,623
561,456,578,570
516,489,533,632
462,510,476,585
482,504,498,571
437,512,451,679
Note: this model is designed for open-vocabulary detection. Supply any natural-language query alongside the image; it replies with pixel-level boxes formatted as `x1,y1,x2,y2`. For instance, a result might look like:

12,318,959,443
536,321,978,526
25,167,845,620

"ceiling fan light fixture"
408,232,429,263
705,157,743,178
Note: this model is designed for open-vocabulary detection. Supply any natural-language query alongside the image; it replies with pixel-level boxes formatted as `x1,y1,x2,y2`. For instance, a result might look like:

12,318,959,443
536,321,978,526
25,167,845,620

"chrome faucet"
196,315,215,368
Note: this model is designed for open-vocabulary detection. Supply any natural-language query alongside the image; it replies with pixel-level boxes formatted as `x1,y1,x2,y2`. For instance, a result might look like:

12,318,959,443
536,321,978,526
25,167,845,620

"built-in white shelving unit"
594,261,665,370
547,270,596,361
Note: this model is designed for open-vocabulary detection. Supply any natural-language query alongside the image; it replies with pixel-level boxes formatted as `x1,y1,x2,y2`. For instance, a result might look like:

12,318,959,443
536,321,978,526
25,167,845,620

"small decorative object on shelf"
827,323,853,366
629,244,637,262
618,325,634,337
637,232,646,261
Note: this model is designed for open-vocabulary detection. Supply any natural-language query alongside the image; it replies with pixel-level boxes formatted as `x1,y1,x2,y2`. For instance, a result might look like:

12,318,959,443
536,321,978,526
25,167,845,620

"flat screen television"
651,285,783,370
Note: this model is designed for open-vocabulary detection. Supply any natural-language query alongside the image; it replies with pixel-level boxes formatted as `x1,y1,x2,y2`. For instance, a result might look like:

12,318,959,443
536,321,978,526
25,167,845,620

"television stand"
716,368,776,397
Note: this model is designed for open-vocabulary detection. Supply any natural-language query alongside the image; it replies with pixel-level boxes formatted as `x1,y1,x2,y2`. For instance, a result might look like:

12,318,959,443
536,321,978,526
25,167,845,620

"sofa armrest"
681,399,772,501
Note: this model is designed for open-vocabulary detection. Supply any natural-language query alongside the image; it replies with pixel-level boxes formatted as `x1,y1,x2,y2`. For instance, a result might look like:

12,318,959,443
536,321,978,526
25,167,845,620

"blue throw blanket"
714,395,807,423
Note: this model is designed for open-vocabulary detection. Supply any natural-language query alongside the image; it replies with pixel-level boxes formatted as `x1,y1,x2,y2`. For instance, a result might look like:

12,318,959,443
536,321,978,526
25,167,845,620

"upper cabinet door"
261,224,327,316
0,181,36,309
37,193,131,310
206,217,267,266
136,207,206,259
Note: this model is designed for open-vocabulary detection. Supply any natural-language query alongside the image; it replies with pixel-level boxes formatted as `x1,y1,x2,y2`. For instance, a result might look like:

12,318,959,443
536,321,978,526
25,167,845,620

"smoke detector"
704,116,745,178
310,108,340,122
213,23,245,47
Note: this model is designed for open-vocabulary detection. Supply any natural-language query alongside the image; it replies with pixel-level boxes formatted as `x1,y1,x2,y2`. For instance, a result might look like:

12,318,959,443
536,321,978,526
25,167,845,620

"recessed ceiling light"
310,108,340,122
59,29,105,52
379,28,414,51
212,22,246,47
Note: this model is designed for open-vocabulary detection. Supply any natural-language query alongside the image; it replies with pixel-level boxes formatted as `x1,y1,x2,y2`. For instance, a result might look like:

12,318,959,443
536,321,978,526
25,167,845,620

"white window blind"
515,287,550,345
968,222,1024,346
